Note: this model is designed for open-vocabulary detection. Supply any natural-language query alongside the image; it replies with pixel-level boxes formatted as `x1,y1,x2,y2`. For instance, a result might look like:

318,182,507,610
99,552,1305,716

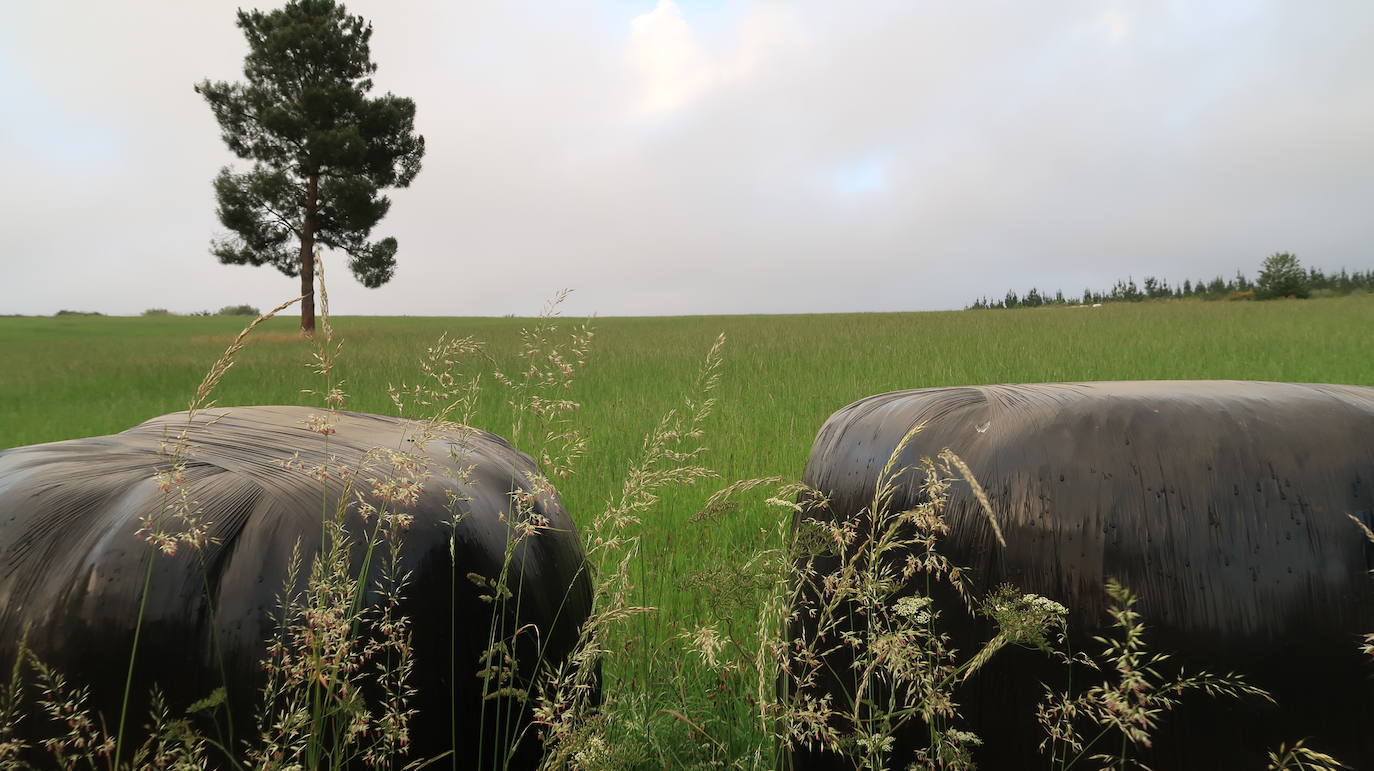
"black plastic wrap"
0,406,594,768
795,381,1374,769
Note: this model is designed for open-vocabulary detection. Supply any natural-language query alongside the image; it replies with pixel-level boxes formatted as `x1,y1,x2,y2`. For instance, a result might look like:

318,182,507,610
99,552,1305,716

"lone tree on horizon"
1256,252,1310,299
196,0,423,333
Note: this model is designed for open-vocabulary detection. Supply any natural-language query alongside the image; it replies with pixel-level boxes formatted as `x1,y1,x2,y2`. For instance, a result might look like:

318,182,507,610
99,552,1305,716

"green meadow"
2,294,1372,764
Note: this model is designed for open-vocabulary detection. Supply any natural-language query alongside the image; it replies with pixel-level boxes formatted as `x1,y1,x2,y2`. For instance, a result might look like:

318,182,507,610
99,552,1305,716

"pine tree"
196,0,424,332
1256,253,1310,299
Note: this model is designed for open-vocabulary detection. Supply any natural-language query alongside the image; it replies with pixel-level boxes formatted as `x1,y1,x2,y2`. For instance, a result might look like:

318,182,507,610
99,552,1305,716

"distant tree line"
966,253,1374,310
141,305,261,317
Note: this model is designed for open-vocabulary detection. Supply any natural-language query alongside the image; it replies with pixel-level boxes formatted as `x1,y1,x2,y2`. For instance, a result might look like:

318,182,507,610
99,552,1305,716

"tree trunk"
299,174,319,334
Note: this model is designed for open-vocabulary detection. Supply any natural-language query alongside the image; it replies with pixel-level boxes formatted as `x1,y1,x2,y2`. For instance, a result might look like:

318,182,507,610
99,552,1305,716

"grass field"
3,294,1372,766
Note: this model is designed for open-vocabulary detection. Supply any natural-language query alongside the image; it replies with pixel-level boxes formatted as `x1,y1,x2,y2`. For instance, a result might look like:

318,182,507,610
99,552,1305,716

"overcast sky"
3,1,1372,317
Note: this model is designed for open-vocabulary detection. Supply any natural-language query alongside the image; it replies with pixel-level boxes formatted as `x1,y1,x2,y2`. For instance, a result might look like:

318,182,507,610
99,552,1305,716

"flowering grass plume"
1037,579,1273,770
1266,739,1350,771
776,437,1060,771
493,288,595,478
249,260,429,770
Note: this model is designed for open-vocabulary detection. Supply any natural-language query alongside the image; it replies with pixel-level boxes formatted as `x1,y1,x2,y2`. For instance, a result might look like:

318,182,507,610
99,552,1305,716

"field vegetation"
1,294,1372,768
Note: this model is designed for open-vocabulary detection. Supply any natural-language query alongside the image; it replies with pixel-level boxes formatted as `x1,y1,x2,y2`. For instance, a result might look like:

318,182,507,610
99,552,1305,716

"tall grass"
1,294,1371,767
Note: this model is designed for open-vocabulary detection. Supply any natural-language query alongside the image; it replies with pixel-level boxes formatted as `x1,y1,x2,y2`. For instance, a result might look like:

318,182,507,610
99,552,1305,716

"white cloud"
730,1,807,79
625,0,805,116
1099,9,1131,44
628,1,713,114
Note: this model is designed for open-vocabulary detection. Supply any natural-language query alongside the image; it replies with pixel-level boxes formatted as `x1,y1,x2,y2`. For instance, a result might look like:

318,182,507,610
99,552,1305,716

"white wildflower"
946,729,981,745
893,595,932,618
1023,593,1068,617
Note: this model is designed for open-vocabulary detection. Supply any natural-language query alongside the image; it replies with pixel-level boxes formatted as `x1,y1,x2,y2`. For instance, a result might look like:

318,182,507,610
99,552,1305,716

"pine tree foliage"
967,253,1371,309
196,0,424,331
1256,252,1311,299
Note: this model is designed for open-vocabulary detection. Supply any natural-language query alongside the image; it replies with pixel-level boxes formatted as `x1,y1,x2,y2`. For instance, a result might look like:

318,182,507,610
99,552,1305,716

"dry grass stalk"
1267,739,1350,771
0,637,27,769
1349,514,1374,657
247,261,425,769
189,294,305,420
492,288,595,477
771,434,1278,771
1037,579,1273,770
779,448,1025,770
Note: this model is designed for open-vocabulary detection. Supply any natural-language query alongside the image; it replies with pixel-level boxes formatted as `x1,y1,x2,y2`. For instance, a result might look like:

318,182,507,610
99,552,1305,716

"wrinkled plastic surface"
796,381,1374,770
0,406,594,768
